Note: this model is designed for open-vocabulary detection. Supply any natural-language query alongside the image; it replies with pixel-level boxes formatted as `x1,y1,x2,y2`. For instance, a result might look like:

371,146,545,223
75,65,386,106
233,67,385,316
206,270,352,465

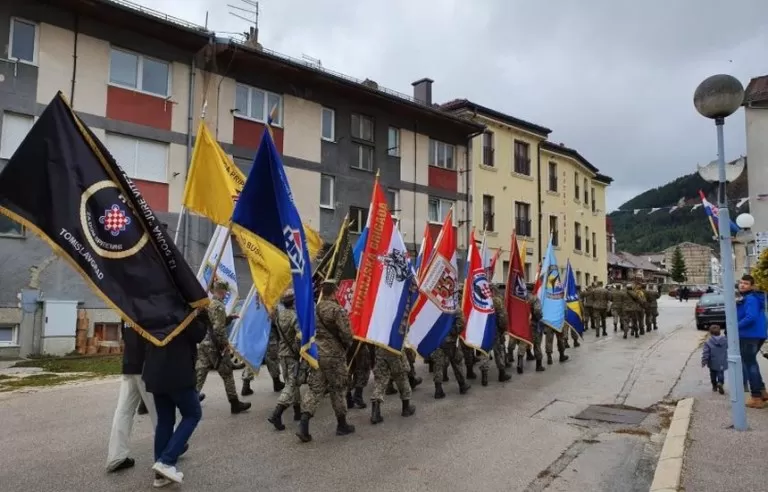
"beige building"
744,76,768,234
663,242,714,285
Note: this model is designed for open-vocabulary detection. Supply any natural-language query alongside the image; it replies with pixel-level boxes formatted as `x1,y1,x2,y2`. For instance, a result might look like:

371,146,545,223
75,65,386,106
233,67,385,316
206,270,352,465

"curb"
649,397,694,492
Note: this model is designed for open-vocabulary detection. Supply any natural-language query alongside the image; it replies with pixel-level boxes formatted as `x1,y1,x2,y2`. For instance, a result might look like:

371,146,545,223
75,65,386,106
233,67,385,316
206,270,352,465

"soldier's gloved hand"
225,315,239,325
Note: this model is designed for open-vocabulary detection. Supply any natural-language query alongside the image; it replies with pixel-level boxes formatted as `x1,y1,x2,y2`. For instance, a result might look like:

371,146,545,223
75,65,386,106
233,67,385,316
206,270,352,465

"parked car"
695,293,726,330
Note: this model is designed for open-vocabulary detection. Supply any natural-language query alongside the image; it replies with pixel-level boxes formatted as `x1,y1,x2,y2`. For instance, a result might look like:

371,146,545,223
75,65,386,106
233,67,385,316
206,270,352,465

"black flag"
0,92,208,346
321,217,357,311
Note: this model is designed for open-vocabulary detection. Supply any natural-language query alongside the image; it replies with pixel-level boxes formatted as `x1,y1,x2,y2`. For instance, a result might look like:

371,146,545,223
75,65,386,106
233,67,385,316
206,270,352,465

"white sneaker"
153,475,172,488
152,462,184,484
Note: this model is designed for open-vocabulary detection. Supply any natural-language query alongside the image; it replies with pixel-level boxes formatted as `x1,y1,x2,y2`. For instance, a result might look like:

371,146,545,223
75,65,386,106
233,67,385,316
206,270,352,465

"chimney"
244,26,261,50
412,78,434,105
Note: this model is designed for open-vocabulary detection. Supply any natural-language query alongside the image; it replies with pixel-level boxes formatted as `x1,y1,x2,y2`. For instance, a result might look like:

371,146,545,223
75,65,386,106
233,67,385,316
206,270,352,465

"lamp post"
694,74,747,430
736,213,755,274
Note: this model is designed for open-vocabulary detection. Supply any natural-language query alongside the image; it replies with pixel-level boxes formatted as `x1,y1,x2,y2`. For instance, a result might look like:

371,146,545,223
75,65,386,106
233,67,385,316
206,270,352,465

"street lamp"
694,74,747,431
736,213,755,274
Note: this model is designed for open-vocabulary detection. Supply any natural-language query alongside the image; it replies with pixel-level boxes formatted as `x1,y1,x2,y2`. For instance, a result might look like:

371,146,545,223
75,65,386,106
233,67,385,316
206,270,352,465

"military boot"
267,404,288,431
526,349,535,361
230,398,252,414
401,399,416,417
535,360,546,372
428,358,434,373
559,352,570,363
336,415,356,436
293,404,302,421
602,328,607,337
272,377,285,393
442,366,449,382
498,368,511,382
595,329,601,338
466,362,477,380
385,380,397,395
346,390,354,409
370,401,384,424
481,370,489,387
516,355,524,374
409,374,423,389
547,354,554,365
434,382,446,399
563,339,570,349
352,387,367,409
456,371,471,394
241,379,254,396
296,412,312,443
573,339,581,347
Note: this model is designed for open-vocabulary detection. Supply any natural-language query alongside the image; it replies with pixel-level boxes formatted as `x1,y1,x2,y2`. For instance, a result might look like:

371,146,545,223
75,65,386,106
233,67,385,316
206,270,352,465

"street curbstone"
650,398,693,492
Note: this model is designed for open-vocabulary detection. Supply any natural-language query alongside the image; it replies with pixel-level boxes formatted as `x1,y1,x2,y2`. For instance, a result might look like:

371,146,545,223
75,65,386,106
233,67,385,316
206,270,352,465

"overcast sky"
136,0,768,211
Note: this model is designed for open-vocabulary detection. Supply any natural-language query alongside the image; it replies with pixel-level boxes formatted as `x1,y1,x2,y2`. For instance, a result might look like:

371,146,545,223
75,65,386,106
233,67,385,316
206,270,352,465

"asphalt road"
0,297,701,492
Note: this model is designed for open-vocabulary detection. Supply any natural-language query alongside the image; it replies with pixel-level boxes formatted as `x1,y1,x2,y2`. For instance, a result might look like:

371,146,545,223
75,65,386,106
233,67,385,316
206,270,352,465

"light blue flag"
538,237,566,332
352,227,368,269
564,260,585,337
229,286,270,373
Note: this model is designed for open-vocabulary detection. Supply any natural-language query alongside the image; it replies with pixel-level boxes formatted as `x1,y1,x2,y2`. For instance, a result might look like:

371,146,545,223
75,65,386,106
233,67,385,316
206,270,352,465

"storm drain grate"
574,405,649,425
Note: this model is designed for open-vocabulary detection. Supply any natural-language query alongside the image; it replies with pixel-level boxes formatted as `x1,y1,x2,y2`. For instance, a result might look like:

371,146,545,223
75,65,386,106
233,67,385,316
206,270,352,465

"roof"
542,141,600,175
743,75,768,106
595,173,613,184
440,99,552,137
51,0,213,51
218,41,485,136
609,251,669,275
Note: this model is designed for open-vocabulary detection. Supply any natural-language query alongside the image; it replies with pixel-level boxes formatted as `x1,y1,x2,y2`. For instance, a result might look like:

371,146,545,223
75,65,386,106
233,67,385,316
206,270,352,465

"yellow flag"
518,237,526,267
183,122,322,310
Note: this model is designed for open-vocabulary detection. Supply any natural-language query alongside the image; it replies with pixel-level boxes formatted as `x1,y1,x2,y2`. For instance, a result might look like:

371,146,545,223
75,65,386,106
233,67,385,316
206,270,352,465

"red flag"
505,232,532,346
532,262,543,296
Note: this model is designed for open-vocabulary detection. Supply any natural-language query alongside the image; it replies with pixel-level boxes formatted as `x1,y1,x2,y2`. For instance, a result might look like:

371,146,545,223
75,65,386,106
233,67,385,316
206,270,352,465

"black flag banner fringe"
0,92,209,346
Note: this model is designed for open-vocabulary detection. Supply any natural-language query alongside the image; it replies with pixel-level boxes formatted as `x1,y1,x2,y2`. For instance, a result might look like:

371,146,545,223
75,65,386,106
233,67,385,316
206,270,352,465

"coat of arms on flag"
469,270,494,314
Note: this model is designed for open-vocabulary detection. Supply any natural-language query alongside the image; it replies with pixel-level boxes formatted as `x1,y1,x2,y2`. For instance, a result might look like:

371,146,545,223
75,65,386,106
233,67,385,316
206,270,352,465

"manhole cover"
574,405,649,425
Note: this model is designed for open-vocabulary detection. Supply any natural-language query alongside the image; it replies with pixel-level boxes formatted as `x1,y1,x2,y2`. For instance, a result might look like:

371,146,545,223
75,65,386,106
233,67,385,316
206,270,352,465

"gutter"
466,129,484,254
536,141,543,263
182,52,197,258
69,14,79,104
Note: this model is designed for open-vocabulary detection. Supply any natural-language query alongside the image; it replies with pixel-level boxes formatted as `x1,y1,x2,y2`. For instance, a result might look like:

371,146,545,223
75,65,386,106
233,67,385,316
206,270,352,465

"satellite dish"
696,156,745,183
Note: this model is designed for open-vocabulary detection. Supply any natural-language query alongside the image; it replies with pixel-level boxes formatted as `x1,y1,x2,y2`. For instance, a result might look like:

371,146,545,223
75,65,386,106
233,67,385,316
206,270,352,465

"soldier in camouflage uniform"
611,284,628,336
544,325,569,365
297,280,355,443
404,347,423,389
432,308,471,399
370,346,416,424
646,286,659,330
266,290,305,430
581,285,595,332
195,281,251,414
346,341,372,410
241,320,285,395
624,283,644,338
592,282,609,337
525,288,546,372
462,340,478,380
477,286,512,385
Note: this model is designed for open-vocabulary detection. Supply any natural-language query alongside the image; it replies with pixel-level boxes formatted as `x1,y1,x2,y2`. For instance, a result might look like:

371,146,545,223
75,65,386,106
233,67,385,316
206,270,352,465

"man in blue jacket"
736,274,768,409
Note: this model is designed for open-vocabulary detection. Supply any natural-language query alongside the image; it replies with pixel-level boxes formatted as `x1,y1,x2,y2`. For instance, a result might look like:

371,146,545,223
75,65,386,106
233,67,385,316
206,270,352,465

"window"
576,271,582,286
482,131,494,167
515,201,531,237
592,232,597,257
9,18,37,64
586,226,591,256
482,195,495,232
584,178,589,204
109,48,170,97
524,262,532,280
549,215,559,246
502,260,509,282
513,140,530,175
0,112,34,159
574,171,580,200
585,273,591,287
320,174,334,209
351,113,374,142
386,189,400,217
574,222,582,250
353,144,374,171
0,324,18,346
234,83,283,126
349,206,368,234
428,197,453,223
105,133,169,183
429,139,456,170
94,322,120,343
591,187,596,212
321,107,335,141
548,161,557,192
388,127,400,157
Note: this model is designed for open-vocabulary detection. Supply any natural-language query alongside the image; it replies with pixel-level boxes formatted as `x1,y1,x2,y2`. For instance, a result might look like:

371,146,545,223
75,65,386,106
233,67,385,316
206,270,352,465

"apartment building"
442,99,613,287
0,0,481,356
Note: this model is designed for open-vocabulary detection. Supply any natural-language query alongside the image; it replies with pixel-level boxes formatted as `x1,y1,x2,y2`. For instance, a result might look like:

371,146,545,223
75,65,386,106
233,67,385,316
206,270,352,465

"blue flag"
538,237,565,332
231,129,318,368
352,227,368,269
229,287,270,372
564,260,584,337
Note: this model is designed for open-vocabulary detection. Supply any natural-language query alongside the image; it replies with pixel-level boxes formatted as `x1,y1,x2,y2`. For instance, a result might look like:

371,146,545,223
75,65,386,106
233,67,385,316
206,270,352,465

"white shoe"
152,462,184,484
153,475,173,488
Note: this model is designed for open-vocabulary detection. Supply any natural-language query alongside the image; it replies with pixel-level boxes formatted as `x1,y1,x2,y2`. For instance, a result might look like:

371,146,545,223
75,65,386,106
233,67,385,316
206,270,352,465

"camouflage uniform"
624,287,644,337
611,286,628,335
461,339,478,379
592,285,609,336
346,341,372,410
195,298,238,401
644,288,659,331
371,348,412,402
478,295,511,384
582,287,595,331
523,292,546,372
267,300,305,430
432,311,469,398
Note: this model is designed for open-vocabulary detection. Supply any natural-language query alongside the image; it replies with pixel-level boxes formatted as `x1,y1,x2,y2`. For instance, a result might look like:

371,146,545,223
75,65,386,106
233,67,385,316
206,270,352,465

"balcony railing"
575,237,582,250
483,212,495,232
482,147,495,167
515,218,532,237
514,157,531,175
549,177,558,192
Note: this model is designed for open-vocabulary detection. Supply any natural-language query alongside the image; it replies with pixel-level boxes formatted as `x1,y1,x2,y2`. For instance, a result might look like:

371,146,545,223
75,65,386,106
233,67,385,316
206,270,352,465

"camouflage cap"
213,280,230,292
281,288,295,303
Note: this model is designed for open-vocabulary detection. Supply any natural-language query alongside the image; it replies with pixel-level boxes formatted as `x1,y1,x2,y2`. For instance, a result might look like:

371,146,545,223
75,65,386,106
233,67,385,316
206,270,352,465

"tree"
670,246,688,282
752,248,768,292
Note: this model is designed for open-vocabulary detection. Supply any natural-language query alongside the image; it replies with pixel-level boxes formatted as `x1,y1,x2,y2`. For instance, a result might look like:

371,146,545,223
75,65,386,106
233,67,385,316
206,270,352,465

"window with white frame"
429,139,456,170
388,127,400,157
351,114,374,142
9,18,38,64
105,133,169,183
234,83,283,126
0,324,18,346
353,144,374,171
321,107,335,141
349,206,368,234
109,48,170,97
428,197,453,223
386,188,400,217
0,112,34,160
320,174,334,209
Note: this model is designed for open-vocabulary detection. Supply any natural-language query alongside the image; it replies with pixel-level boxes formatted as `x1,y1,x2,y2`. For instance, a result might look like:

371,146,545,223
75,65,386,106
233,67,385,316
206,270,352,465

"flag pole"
205,222,234,293
173,205,186,245
318,215,349,303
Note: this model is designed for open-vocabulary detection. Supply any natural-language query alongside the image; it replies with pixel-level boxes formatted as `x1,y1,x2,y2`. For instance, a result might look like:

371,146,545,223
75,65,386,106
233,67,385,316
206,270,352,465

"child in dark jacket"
702,324,728,394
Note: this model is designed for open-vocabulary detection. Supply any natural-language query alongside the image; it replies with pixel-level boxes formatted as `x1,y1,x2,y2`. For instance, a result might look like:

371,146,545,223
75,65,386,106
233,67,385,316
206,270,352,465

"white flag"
737,198,748,209
197,225,240,314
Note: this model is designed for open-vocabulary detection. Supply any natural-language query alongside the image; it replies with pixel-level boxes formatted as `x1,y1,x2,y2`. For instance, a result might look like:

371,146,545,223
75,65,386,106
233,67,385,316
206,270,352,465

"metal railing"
105,0,209,32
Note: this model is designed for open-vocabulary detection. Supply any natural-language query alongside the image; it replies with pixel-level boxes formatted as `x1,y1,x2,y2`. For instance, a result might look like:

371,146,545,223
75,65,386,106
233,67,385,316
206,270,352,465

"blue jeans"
740,338,765,397
152,388,202,466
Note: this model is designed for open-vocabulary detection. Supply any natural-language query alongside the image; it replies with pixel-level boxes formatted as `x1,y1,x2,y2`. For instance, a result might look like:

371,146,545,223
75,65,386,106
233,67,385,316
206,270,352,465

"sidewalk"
680,351,768,491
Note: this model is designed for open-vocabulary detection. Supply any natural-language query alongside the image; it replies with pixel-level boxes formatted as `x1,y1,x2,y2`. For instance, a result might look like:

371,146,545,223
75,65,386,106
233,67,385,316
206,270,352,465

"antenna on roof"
228,0,260,48
301,54,322,67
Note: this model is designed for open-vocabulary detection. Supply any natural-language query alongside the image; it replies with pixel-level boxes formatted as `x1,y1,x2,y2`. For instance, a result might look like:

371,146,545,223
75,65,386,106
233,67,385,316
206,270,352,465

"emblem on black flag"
81,181,148,260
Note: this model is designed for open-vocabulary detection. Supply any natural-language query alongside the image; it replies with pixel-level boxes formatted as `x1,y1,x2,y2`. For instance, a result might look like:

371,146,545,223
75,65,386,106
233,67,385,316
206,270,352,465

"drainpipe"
536,141,543,263
465,128,483,251
412,122,418,253
182,55,197,258
69,14,79,104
